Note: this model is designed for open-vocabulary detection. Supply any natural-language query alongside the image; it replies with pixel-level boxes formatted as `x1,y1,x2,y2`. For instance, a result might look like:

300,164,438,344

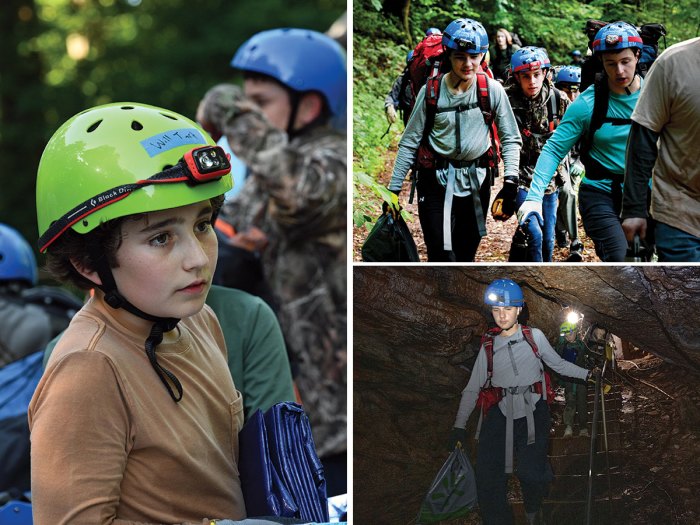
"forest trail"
352,135,601,263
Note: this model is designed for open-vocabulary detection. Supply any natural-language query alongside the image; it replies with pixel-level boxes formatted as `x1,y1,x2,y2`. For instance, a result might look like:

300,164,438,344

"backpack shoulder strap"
480,331,495,382
397,65,411,109
547,87,562,131
420,62,443,145
476,72,493,126
582,73,609,158
480,326,502,383
520,325,541,359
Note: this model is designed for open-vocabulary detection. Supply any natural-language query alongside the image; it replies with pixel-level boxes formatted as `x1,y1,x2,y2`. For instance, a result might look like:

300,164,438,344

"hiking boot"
579,428,589,437
563,425,573,438
566,240,584,262
556,230,568,248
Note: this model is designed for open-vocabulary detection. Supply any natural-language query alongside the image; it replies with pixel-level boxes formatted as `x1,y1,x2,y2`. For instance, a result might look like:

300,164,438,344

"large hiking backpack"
398,33,444,120
476,325,554,416
638,23,667,76
580,20,667,91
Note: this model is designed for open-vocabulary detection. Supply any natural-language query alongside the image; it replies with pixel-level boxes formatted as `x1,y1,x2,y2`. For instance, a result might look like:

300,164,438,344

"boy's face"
491,305,521,333
449,51,484,84
565,331,577,342
601,48,638,89
516,68,545,98
244,77,292,131
111,200,218,321
561,85,580,102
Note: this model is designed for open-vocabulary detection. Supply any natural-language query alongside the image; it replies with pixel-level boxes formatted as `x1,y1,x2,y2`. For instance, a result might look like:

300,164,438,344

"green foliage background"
353,0,698,230
0,0,344,278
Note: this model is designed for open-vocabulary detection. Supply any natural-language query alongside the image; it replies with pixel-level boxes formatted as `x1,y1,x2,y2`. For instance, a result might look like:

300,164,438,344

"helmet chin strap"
91,250,183,403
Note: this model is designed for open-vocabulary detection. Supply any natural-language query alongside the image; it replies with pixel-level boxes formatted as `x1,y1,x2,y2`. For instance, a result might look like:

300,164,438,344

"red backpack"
476,325,555,415
398,33,444,119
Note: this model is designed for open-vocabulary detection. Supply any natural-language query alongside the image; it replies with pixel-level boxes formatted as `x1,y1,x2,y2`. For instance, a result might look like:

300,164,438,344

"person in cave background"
448,278,600,525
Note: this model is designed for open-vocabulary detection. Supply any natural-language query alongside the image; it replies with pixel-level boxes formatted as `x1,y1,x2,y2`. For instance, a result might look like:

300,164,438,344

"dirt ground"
353,143,601,263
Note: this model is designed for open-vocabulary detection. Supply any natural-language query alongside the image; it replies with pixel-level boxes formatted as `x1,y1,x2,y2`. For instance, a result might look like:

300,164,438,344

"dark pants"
476,400,553,525
655,222,700,262
578,185,628,262
416,168,490,262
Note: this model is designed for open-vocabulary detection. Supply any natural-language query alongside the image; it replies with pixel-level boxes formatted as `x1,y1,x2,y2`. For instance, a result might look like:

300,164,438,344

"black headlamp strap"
145,322,184,403
88,244,183,403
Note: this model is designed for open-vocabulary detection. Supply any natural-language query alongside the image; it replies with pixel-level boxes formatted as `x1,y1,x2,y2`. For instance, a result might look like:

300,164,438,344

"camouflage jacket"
218,97,347,458
506,80,571,193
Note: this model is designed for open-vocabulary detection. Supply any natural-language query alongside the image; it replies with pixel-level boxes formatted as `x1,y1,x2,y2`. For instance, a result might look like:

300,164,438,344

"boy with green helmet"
556,320,590,437
29,103,247,523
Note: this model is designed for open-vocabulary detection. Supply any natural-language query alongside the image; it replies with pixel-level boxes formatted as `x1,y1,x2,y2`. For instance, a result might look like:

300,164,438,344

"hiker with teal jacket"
555,321,590,438
518,22,645,261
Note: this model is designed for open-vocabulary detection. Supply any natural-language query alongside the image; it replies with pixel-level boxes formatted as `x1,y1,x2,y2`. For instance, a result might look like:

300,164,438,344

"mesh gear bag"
416,446,477,524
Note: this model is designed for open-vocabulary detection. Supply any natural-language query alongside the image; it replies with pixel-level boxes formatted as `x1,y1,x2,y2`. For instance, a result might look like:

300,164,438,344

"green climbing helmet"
36,103,233,253
560,321,577,334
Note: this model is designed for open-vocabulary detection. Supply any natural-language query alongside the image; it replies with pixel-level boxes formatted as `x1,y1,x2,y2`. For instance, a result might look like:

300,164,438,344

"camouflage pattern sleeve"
216,93,347,460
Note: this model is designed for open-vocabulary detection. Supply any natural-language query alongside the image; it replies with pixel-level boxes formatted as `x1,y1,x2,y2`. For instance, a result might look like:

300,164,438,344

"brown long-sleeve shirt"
28,296,246,524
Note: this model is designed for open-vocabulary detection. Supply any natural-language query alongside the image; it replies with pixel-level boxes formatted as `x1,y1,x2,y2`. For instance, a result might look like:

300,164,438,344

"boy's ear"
70,257,103,286
296,92,324,126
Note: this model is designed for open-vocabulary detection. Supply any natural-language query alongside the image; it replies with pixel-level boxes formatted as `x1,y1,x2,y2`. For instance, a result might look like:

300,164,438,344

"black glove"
491,179,518,221
447,427,468,451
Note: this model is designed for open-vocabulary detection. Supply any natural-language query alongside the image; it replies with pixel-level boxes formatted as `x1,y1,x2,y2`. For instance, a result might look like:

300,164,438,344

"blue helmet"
572,49,582,57
231,28,346,118
425,27,442,36
556,65,582,85
484,279,525,307
0,223,38,286
537,47,552,69
592,22,643,54
442,18,489,55
510,47,544,74
407,49,414,63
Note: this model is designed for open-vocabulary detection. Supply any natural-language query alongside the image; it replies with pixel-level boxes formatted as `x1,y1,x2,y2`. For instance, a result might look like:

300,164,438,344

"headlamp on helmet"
184,146,231,182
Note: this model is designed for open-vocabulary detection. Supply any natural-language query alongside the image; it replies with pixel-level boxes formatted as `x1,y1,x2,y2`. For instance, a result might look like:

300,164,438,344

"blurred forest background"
352,0,699,251
0,0,345,283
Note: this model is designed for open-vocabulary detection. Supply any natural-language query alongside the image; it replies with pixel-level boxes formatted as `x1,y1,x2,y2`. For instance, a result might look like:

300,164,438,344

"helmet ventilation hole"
131,121,143,131
160,113,177,121
86,120,102,133
82,220,89,227
121,106,135,110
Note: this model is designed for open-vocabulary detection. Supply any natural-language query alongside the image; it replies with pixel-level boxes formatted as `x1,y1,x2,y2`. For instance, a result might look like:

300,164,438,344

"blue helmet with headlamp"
231,28,347,120
592,21,643,54
442,18,489,55
484,279,525,307
510,47,544,74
